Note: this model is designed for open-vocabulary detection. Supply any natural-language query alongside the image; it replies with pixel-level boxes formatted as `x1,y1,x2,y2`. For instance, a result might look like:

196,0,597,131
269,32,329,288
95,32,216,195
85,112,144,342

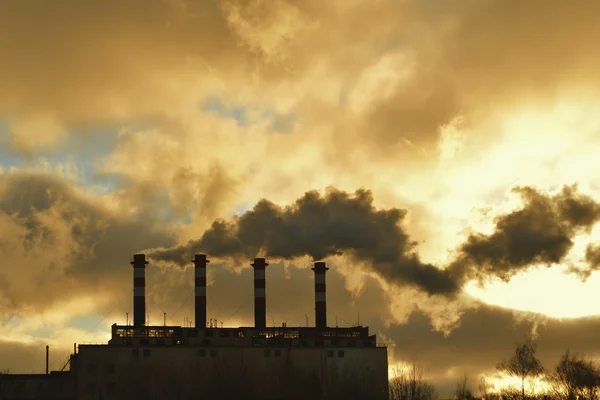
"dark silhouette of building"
0,254,388,400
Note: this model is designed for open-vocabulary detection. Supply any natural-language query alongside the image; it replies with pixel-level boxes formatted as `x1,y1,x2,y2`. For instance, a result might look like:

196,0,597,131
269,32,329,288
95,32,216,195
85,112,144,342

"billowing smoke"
449,185,600,283
147,188,458,295
586,244,600,267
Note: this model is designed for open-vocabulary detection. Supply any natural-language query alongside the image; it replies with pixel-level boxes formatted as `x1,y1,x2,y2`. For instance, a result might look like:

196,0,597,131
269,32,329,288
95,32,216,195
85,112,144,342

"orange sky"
1,0,600,395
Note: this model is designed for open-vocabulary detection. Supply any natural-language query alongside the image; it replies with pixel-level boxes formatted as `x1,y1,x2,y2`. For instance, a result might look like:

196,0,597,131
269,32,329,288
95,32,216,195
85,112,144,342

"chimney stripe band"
195,267,206,278
254,288,266,297
315,292,326,302
195,287,206,296
195,277,206,286
134,287,145,297
315,274,326,284
133,269,146,278
254,270,265,279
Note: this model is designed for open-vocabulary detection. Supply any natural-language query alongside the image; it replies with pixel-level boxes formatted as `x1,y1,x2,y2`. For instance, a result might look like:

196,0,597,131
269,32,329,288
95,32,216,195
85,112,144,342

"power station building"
0,255,388,400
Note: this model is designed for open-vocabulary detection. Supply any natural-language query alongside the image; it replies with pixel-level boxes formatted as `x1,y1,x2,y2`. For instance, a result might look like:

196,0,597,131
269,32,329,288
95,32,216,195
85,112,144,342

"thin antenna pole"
221,322,223,328
336,316,338,328
164,312,166,327
358,312,360,326
126,312,129,326
305,314,308,327
272,317,275,327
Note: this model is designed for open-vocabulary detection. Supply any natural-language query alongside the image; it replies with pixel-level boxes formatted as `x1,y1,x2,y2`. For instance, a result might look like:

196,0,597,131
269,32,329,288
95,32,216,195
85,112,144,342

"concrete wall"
74,345,388,400
0,372,74,400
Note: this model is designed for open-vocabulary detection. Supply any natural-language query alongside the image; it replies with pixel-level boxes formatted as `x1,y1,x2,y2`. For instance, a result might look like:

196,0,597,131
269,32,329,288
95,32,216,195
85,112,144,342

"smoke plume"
147,188,458,295
449,185,600,283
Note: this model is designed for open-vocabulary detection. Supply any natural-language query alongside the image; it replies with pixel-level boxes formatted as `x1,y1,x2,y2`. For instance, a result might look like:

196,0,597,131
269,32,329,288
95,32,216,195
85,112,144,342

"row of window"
327,350,345,358
88,349,345,374
132,348,151,357
195,349,217,357
264,349,282,357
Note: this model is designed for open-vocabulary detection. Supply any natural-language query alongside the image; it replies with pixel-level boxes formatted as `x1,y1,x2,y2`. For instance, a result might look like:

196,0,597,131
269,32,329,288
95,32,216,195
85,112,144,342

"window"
143,349,151,357
274,349,282,357
327,350,334,358
210,349,217,357
132,349,139,357
235,330,245,338
264,349,271,357
338,350,345,358
105,364,116,374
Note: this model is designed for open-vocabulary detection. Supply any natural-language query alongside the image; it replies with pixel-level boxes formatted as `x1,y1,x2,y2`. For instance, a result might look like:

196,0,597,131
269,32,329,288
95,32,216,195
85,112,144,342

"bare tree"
455,374,473,400
389,360,439,400
497,340,544,400
551,350,600,400
478,376,492,399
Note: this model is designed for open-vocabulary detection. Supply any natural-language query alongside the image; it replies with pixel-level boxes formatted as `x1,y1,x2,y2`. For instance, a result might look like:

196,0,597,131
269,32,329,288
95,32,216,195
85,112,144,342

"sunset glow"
1,1,600,396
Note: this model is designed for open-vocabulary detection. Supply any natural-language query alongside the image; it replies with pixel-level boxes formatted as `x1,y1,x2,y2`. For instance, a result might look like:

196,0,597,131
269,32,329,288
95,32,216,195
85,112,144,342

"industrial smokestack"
312,261,329,329
45,345,49,375
251,258,268,329
193,254,209,328
131,254,148,327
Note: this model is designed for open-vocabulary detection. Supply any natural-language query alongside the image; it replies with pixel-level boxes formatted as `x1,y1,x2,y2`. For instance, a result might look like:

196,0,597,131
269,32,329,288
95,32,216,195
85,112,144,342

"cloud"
387,303,600,398
147,187,458,295
0,171,175,316
585,244,600,269
2,0,599,161
449,185,600,283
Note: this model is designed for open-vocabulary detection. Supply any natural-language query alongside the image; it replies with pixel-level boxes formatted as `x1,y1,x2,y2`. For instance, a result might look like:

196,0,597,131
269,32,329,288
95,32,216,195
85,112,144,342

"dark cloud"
569,244,600,280
585,244,600,269
449,185,600,283
0,172,175,315
148,188,458,295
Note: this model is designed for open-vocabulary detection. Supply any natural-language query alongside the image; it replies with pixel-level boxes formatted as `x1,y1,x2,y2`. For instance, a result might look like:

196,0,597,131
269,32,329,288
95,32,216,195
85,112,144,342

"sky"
1,0,600,395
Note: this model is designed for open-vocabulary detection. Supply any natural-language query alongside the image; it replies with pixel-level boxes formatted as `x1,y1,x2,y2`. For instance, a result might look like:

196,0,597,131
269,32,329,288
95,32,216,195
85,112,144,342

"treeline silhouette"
390,341,600,400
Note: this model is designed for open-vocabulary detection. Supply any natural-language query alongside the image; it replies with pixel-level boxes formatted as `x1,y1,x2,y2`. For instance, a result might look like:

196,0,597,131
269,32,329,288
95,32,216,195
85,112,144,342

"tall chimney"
312,261,329,329
251,258,268,329
193,254,209,328
131,254,148,327
45,345,49,375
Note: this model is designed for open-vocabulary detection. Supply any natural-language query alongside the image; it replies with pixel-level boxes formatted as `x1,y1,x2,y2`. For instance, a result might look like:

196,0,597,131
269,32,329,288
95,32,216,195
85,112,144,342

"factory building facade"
0,255,388,400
